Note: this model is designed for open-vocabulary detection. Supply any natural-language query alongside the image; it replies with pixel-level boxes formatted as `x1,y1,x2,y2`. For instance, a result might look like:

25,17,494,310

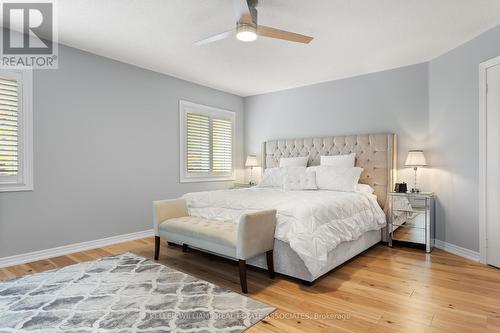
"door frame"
479,55,500,264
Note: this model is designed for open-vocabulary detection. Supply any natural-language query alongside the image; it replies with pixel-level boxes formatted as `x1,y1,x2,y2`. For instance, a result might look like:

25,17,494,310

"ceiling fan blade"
257,25,313,44
195,30,234,45
232,0,252,24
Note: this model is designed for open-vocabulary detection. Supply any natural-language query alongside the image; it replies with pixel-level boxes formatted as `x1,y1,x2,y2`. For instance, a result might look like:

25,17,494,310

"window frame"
0,69,33,192
179,100,235,183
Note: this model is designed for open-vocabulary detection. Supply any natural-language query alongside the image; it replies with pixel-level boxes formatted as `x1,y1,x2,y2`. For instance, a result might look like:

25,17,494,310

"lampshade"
405,150,427,167
245,155,258,167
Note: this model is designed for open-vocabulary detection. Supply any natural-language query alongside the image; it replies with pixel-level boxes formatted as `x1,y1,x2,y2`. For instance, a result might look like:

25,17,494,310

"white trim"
0,229,154,268
179,100,235,183
0,69,33,192
478,56,500,264
434,239,480,262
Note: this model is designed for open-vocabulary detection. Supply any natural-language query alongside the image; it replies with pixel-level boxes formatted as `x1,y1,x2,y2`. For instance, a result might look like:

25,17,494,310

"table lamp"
405,149,427,193
245,155,258,185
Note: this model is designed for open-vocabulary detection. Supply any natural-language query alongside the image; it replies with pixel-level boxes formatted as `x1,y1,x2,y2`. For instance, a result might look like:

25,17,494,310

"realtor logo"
0,1,58,69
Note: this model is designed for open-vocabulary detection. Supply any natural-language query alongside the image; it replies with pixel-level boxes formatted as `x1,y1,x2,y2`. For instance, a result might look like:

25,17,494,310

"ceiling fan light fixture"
195,0,313,45
236,23,257,42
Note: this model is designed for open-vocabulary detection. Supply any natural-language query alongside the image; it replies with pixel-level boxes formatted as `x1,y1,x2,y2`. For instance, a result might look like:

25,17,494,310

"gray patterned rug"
0,252,275,332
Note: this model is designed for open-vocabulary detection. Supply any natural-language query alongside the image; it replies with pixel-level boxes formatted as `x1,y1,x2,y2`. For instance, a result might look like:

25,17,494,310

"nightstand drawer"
390,211,426,228
408,197,427,209
392,224,426,244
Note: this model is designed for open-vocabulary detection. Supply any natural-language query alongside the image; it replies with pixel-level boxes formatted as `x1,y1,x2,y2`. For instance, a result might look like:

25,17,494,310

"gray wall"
244,24,500,253
428,25,500,252
0,44,244,257
244,63,430,187
3,24,500,258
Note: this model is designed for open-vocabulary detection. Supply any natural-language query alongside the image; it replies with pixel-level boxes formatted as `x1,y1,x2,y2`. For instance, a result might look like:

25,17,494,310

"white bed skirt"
248,230,382,282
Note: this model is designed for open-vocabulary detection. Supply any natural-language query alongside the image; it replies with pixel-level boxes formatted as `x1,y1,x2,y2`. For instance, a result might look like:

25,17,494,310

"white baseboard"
434,239,480,262
0,229,154,269
0,231,481,269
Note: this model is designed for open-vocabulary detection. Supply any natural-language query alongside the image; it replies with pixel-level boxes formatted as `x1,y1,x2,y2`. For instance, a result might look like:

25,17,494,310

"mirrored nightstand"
387,192,435,252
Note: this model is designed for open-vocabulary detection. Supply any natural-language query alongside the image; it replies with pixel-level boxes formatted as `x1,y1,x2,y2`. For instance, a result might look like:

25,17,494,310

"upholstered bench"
153,198,277,293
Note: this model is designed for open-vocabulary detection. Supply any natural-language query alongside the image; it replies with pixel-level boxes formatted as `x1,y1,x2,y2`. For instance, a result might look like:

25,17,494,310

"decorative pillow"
258,167,282,188
320,153,356,167
283,170,318,191
315,166,364,192
356,183,375,194
279,156,308,167
306,166,320,173
258,166,306,188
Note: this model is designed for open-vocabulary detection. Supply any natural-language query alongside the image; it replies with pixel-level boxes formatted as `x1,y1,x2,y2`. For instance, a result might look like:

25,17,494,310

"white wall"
0,44,244,258
244,63,430,187
428,25,500,252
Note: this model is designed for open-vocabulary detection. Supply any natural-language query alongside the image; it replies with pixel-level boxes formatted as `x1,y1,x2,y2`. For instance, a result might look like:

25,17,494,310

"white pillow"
283,170,318,191
258,166,306,188
279,156,308,167
356,184,375,194
320,153,356,167
306,166,320,172
258,167,282,188
315,166,364,192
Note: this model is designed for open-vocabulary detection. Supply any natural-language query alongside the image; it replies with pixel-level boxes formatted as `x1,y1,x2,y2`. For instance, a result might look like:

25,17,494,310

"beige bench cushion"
154,199,276,260
158,216,237,256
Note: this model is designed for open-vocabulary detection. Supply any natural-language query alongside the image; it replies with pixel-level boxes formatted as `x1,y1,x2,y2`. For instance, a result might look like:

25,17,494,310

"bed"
184,133,397,283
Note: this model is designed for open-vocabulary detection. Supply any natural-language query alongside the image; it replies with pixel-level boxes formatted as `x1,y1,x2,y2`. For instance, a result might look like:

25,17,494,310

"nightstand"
232,183,254,189
387,192,435,252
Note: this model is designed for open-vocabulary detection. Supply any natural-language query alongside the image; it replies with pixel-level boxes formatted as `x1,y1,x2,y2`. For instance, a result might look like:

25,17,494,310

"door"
486,63,500,268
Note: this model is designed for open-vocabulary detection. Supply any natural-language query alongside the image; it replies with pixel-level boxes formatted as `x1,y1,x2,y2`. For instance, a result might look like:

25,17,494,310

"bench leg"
301,280,313,286
239,260,248,294
154,236,160,260
182,244,188,252
266,250,275,279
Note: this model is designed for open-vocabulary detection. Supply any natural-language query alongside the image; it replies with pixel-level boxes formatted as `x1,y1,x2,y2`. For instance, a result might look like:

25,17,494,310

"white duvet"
183,188,386,276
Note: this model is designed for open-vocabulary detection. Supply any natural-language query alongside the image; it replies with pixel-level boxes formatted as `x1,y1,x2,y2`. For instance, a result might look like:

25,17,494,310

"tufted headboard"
261,133,397,209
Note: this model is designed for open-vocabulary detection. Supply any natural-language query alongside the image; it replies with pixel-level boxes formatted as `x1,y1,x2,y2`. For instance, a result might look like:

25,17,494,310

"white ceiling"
55,0,500,96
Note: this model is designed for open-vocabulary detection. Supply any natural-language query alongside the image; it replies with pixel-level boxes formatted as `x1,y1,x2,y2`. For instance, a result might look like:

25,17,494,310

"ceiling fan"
195,0,313,45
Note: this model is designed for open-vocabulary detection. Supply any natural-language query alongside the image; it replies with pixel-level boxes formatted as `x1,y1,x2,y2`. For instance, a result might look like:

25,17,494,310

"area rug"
0,252,275,332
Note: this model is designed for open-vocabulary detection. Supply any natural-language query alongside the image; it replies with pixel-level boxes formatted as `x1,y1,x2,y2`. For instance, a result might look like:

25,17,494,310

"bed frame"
247,133,397,283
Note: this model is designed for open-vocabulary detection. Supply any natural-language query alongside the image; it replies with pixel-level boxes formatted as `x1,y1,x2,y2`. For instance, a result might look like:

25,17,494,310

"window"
0,70,33,192
180,100,235,182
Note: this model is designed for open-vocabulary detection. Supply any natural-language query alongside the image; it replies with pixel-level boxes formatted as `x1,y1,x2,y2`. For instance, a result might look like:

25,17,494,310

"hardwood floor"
1,238,500,332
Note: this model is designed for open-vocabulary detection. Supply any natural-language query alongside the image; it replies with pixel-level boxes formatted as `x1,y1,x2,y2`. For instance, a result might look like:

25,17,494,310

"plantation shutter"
186,112,210,173
180,100,234,182
0,78,18,176
212,118,232,173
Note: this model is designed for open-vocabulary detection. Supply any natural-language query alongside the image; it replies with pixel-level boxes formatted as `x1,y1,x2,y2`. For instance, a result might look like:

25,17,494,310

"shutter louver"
212,118,232,173
0,78,18,176
186,112,210,173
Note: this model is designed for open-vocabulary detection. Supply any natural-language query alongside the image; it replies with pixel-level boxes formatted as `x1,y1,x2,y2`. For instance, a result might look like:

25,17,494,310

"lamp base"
411,167,420,194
